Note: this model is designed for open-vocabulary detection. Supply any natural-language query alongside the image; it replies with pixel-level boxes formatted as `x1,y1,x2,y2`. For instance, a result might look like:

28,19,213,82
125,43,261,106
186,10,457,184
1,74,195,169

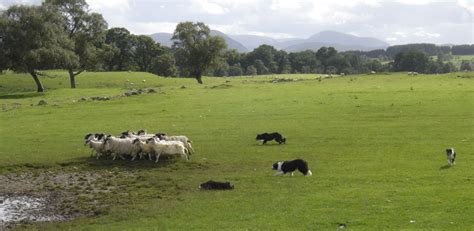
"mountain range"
148,30,390,53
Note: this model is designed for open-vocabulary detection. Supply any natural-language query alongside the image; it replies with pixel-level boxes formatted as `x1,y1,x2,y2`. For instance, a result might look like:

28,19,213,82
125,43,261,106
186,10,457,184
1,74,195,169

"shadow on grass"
0,157,187,173
60,156,178,170
0,92,44,99
439,164,452,170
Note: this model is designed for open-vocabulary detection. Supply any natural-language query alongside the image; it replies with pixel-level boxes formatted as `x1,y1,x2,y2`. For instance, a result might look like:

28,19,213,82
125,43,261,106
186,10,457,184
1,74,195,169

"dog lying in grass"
256,132,286,144
272,159,312,176
199,180,234,190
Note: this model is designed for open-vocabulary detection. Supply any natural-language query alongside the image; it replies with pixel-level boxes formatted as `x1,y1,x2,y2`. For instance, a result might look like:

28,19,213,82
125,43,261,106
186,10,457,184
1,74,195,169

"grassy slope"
1,71,473,230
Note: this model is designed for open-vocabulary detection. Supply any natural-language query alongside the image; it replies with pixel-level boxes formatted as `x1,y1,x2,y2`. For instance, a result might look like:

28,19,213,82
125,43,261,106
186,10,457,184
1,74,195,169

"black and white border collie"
256,132,286,145
446,148,456,166
272,159,312,176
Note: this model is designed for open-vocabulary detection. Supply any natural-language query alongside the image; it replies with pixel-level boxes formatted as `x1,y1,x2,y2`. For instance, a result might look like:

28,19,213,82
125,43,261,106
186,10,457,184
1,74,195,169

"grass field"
1,71,473,230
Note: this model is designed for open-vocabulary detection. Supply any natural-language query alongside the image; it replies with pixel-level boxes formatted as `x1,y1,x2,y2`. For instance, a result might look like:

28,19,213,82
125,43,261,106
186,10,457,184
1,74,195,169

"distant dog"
256,132,286,144
446,148,456,166
199,180,234,190
272,159,312,176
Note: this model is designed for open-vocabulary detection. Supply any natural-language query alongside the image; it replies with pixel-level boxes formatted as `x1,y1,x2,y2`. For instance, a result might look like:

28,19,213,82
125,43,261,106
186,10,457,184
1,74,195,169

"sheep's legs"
155,152,161,163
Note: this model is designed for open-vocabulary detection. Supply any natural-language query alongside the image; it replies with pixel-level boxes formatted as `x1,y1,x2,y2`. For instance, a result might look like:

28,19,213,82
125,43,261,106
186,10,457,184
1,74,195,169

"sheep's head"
97,133,106,141
132,138,141,145
146,137,157,144
155,133,166,140
120,130,136,138
137,129,147,136
85,133,93,140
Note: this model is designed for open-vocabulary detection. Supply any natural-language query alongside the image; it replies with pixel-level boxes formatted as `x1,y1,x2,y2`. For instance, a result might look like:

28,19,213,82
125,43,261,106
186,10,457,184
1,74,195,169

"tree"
460,60,472,71
133,35,162,72
393,50,429,73
254,59,269,75
44,0,107,88
228,64,243,76
104,27,135,71
246,65,257,76
150,52,178,77
171,22,227,84
1,5,78,92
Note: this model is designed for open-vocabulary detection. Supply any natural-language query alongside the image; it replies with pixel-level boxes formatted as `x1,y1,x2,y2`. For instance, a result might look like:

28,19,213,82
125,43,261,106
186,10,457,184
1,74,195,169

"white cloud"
413,30,441,38
386,37,398,41
86,0,131,13
131,22,177,35
457,0,474,13
191,0,229,15
395,0,438,5
0,3,5,10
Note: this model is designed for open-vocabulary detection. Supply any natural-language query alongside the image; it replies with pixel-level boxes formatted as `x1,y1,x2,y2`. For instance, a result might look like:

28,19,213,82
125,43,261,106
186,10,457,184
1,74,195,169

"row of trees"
0,1,471,92
0,1,191,91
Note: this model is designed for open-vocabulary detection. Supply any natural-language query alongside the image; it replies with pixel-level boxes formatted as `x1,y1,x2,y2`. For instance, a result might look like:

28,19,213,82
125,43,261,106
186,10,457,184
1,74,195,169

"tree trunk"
68,69,76,89
68,68,85,89
29,70,45,92
194,70,203,84
196,75,203,84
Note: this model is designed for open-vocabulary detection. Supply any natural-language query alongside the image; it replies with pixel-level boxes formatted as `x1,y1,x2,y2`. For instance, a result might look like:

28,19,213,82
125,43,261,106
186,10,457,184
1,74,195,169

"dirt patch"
0,170,120,229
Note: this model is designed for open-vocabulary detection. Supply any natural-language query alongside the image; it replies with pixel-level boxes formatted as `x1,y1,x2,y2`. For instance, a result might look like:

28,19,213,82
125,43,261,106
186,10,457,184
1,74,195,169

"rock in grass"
38,100,48,106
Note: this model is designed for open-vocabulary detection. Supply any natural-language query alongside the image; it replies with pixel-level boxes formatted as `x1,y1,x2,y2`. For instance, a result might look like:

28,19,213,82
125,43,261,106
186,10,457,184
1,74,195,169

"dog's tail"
305,170,312,176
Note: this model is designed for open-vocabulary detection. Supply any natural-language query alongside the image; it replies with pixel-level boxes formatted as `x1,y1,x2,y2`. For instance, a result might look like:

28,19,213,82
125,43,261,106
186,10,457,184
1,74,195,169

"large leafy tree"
44,0,107,88
171,22,226,84
1,4,78,92
133,35,162,72
103,27,135,71
393,50,429,73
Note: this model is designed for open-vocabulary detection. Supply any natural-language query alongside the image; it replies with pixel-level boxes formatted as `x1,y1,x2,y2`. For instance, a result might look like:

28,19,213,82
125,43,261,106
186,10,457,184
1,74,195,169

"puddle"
0,195,64,227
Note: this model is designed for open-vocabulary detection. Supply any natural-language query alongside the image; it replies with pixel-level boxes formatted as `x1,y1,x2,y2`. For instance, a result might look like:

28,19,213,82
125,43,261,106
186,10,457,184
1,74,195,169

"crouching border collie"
272,159,312,176
256,132,286,144
446,148,456,166
199,180,234,190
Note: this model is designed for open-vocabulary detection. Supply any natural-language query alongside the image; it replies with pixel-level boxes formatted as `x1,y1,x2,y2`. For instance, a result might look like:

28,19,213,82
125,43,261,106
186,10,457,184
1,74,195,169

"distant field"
1,71,473,230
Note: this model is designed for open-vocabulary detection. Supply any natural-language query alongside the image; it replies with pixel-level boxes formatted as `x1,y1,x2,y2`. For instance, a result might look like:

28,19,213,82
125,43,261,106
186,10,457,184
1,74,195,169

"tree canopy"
171,21,227,84
1,4,78,92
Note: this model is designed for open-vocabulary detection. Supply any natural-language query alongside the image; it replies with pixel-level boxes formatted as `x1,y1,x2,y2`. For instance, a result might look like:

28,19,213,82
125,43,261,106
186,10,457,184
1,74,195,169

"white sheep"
132,138,155,160
85,139,107,159
104,136,141,160
146,138,189,163
156,134,194,154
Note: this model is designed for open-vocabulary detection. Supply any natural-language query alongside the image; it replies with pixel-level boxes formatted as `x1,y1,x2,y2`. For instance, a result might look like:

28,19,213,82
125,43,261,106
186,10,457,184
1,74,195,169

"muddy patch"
0,170,121,229
0,195,64,225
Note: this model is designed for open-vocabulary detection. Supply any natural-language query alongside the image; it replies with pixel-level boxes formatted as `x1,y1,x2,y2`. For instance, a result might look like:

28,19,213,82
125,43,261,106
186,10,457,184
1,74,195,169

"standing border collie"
272,159,312,176
446,148,456,166
256,132,286,144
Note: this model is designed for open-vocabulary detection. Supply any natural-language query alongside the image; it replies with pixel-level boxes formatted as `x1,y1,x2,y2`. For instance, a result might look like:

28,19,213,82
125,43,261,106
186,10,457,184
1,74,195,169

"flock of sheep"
84,130,193,163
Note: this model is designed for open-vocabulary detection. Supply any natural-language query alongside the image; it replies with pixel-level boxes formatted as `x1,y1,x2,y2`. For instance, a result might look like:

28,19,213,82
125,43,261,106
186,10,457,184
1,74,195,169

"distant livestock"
84,130,193,162
408,72,418,76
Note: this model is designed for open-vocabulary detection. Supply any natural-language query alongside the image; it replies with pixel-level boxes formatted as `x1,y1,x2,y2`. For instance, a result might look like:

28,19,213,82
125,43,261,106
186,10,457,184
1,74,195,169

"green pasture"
0,71,473,230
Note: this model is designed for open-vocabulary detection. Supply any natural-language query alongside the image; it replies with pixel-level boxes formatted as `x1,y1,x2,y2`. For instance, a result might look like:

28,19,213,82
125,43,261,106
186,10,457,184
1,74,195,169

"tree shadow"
0,92,44,99
439,164,452,170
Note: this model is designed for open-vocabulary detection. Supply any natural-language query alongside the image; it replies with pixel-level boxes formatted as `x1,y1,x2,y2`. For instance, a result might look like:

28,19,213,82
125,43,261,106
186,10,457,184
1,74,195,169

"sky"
1,0,473,45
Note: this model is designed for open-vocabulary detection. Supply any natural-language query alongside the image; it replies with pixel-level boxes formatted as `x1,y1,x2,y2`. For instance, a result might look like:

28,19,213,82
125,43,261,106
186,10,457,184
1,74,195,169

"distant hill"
147,30,248,52
148,33,173,47
230,30,389,52
149,30,389,52
231,35,280,50
210,30,248,52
